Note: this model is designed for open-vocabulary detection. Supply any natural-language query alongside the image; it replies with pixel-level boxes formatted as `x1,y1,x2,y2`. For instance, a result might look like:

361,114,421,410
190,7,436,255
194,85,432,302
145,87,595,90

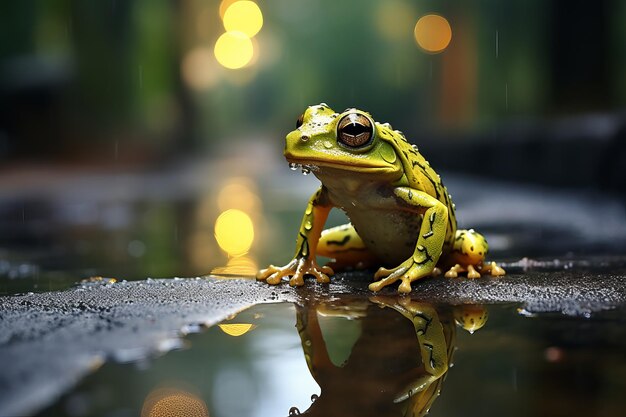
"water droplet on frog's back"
289,406,301,415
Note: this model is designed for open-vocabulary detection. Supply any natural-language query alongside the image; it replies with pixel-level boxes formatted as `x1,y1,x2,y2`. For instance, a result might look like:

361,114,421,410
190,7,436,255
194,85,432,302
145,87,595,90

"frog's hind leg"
445,229,505,278
317,224,378,270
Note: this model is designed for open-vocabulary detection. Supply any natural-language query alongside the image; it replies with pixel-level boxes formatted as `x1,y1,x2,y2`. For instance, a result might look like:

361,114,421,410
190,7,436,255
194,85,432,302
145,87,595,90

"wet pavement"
1,258,626,416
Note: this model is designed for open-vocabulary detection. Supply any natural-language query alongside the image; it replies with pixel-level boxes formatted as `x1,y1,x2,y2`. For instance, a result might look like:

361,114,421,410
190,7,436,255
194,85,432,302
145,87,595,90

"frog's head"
284,103,402,179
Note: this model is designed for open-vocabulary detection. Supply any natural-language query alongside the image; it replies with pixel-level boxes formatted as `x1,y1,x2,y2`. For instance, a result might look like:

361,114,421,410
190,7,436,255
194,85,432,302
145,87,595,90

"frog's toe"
444,269,458,278
369,265,408,292
287,258,334,286
467,265,481,279
257,259,301,285
293,265,333,286
256,265,282,284
265,273,284,285
444,264,462,278
489,262,506,277
261,265,295,285
398,278,413,294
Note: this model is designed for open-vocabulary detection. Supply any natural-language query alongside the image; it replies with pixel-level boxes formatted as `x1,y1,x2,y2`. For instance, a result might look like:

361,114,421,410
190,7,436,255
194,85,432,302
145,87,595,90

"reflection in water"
218,323,257,337
210,255,258,276
293,297,488,416
141,387,209,417
210,177,261,276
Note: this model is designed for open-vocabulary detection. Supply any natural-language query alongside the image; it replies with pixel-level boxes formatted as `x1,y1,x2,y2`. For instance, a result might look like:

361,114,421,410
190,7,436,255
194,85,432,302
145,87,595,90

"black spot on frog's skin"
470,246,474,252
414,313,433,334
327,234,351,246
297,232,310,258
408,189,413,200
415,246,434,265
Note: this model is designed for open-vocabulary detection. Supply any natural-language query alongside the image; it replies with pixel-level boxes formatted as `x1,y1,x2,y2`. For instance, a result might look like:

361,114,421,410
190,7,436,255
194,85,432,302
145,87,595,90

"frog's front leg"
369,187,448,293
257,187,334,287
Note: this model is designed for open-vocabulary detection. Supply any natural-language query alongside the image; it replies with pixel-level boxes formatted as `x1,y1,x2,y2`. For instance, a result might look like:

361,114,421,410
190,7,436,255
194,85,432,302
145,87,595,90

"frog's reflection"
294,297,488,417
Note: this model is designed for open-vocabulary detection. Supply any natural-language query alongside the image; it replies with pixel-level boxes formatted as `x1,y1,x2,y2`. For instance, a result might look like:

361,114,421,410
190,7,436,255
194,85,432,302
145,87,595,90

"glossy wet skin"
258,103,504,293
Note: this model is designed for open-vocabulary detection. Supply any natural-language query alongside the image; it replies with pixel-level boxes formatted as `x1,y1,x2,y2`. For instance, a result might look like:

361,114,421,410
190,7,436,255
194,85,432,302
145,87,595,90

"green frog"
257,103,505,293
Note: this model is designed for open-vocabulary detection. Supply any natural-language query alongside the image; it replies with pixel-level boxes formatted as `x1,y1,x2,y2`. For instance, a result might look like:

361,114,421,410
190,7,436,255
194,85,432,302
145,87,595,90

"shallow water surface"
36,297,626,417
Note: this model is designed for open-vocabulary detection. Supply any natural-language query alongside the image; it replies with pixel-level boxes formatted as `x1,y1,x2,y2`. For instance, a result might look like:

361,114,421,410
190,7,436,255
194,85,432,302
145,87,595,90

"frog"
257,103,505,293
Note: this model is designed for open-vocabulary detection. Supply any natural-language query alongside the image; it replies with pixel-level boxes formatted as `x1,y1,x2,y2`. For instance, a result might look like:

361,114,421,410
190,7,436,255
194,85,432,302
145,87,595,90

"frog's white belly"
323,180,421,266
345,207,421,265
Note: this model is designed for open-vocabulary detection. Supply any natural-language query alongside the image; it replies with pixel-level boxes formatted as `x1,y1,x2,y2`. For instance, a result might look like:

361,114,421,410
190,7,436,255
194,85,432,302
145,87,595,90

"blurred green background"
3,0,626,161
2,0,626,292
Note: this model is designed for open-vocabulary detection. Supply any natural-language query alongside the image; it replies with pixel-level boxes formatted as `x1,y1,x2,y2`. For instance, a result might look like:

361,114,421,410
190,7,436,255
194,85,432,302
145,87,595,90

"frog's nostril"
301,135,310,142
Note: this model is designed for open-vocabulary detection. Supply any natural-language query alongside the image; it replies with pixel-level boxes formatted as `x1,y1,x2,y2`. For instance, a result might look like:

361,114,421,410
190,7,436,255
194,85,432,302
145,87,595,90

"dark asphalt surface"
1,259,626,416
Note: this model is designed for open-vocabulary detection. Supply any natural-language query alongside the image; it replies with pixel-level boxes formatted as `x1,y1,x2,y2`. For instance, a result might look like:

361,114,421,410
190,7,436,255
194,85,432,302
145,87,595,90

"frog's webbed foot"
444,263,480,279
369,259,434,294
481,261,506,277
445,262,505,279
256,258,334,287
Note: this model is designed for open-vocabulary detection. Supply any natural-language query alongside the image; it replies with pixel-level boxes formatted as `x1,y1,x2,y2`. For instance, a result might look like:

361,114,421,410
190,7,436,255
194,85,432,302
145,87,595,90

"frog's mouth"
285,155,398,176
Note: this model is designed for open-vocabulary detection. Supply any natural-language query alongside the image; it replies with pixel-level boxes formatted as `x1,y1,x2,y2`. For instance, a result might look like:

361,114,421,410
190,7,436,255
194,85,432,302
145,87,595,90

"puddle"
35,298,626,417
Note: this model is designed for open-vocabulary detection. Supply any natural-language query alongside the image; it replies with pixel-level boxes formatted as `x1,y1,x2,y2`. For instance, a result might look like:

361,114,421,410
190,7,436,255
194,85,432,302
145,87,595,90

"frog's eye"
337,113,374,148
296,113,305,129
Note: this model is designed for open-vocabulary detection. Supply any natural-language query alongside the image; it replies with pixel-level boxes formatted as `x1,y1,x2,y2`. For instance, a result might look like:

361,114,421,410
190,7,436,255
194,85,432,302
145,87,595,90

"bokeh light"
414,14,452,53
214,209,254,256
218,0,240,20
374,0,416,41
214,31,254,69
218,323,256,336
222,1,263,37
211,255,258,276
181,47,218,90
217,178,260,212
141,388,209,417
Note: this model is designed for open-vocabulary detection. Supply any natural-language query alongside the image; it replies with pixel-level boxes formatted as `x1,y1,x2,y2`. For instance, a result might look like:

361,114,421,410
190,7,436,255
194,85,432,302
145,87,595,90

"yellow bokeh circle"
214,31,254,69
214,209,254,256
223,1,263,37
218,323,256,336
414,14,452,53
219,0,239,19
